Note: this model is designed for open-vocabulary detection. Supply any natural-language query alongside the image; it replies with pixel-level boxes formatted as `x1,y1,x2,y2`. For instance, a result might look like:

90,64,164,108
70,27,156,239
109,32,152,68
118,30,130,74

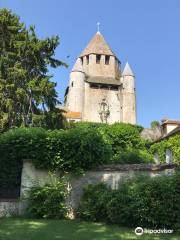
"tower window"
86,56,89,65
110,85,118,91
81,57,83,65
105,55,110,65
71,81,73,87
96,54,101,64
100,84,109,90
90,83,99,89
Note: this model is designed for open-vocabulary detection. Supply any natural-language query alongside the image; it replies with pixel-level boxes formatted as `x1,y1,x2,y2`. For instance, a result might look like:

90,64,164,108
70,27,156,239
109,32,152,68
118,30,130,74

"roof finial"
97,22,100,33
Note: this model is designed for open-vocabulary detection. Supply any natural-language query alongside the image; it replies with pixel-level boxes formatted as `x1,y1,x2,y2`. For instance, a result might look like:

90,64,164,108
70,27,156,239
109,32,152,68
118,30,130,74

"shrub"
98,123,149,162
27,177,68,219
122,173,180,229
78,172,180,229
48,127,112,172
113,149,154,164
0,128,49,195
77,183,111,221
0,127,112,192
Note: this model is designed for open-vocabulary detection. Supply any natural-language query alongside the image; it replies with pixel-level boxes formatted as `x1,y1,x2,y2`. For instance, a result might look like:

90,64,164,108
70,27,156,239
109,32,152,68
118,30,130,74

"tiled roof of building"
64,111,81,119
154,125,180,142
161,119,180,125
86,76,121,86
80,31,117,58
162,126,180,139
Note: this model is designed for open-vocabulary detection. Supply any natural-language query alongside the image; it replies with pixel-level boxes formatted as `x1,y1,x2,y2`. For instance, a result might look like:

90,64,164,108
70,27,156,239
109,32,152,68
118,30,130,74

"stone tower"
122,62,136,124
64,31,136,124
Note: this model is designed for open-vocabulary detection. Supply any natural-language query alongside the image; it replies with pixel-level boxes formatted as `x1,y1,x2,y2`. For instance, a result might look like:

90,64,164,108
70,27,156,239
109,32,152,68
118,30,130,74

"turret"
121,62,136,124
65,58,85,115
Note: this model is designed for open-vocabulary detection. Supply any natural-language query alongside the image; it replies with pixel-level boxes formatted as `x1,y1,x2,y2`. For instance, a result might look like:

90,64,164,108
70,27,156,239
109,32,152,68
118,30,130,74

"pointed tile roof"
122,62,134,76
80,31,116,57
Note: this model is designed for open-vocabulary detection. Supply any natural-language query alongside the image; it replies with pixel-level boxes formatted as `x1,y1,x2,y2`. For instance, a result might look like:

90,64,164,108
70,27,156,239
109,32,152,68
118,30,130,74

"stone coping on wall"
22,159,180,172
0,198,20,202
94,163,180,172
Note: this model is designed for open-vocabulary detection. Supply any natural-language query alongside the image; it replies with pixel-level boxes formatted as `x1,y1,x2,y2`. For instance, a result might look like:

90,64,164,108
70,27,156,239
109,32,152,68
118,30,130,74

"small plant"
27,176,69,219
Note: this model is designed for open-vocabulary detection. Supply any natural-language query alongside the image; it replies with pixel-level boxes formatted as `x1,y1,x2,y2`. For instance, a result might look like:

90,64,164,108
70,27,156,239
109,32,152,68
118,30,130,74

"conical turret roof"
122,62,134,76
80,31,116,58
71,58,83,72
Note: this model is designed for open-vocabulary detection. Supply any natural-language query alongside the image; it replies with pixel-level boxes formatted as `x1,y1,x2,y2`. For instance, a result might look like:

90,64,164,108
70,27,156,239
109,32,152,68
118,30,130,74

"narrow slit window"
90,83,99,89
110,85,118,91
86,56,89,65
96,55,101,64
81,57,83,65
105,55,110,65
100,84,109,90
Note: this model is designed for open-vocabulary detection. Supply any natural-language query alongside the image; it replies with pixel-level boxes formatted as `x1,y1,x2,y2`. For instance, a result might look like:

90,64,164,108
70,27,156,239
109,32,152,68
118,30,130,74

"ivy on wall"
150,135,180,163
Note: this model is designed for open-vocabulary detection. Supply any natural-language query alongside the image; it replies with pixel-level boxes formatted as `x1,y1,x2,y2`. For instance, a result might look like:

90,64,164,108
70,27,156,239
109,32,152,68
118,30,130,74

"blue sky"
1,0,180,127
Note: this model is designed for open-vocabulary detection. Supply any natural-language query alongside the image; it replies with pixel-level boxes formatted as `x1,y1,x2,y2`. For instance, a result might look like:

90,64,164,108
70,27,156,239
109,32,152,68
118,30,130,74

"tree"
151,121,160,129
0,9,67,132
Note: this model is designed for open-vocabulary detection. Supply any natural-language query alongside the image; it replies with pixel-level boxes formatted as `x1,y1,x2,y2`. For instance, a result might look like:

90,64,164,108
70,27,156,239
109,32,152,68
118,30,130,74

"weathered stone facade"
64,31,136,124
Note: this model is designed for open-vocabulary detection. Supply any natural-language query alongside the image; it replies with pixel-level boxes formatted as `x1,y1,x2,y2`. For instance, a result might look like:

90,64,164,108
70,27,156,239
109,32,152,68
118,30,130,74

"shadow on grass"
0,218,179,240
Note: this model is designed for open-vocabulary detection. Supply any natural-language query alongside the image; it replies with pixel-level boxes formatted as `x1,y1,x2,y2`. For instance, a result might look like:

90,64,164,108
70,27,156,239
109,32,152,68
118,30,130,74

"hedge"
0,123,153,192
0,127,111,191
78,173,180,230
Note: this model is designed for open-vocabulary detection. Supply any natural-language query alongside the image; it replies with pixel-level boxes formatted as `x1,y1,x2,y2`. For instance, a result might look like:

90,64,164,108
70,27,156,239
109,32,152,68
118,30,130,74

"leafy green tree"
0,9,67,131
151,120,160,129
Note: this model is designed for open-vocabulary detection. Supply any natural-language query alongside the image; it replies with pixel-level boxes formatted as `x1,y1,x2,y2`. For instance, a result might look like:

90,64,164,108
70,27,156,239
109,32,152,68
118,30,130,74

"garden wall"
0,159,179,218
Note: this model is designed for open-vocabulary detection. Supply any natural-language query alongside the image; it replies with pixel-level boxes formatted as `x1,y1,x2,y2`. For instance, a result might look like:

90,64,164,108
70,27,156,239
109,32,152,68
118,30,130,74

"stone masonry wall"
0,160,179,218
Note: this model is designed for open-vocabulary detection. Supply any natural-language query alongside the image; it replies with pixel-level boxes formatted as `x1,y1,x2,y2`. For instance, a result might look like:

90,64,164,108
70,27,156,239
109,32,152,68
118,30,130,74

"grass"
0,218,179,240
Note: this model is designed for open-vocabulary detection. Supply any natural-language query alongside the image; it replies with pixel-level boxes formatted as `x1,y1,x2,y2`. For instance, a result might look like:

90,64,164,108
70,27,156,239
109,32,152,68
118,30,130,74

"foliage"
27,177,68,219
150,135,180,163
71,121,108,130
77,183,111,221
69,122,148,163
0,122,154,192
0,127,49,194
0,127,111,191
32,108,67,130
151,121,160,129
0,9,67,132
113,149,154,164
47,127,112,172
98,123,149,162
78,173,180,230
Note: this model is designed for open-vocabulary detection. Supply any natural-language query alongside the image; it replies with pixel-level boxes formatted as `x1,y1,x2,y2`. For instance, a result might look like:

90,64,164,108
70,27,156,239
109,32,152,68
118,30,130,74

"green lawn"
0,218,179,240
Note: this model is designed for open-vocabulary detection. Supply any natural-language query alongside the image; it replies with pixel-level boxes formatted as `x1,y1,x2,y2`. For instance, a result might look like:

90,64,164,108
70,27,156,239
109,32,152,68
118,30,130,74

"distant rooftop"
161,119,180,125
